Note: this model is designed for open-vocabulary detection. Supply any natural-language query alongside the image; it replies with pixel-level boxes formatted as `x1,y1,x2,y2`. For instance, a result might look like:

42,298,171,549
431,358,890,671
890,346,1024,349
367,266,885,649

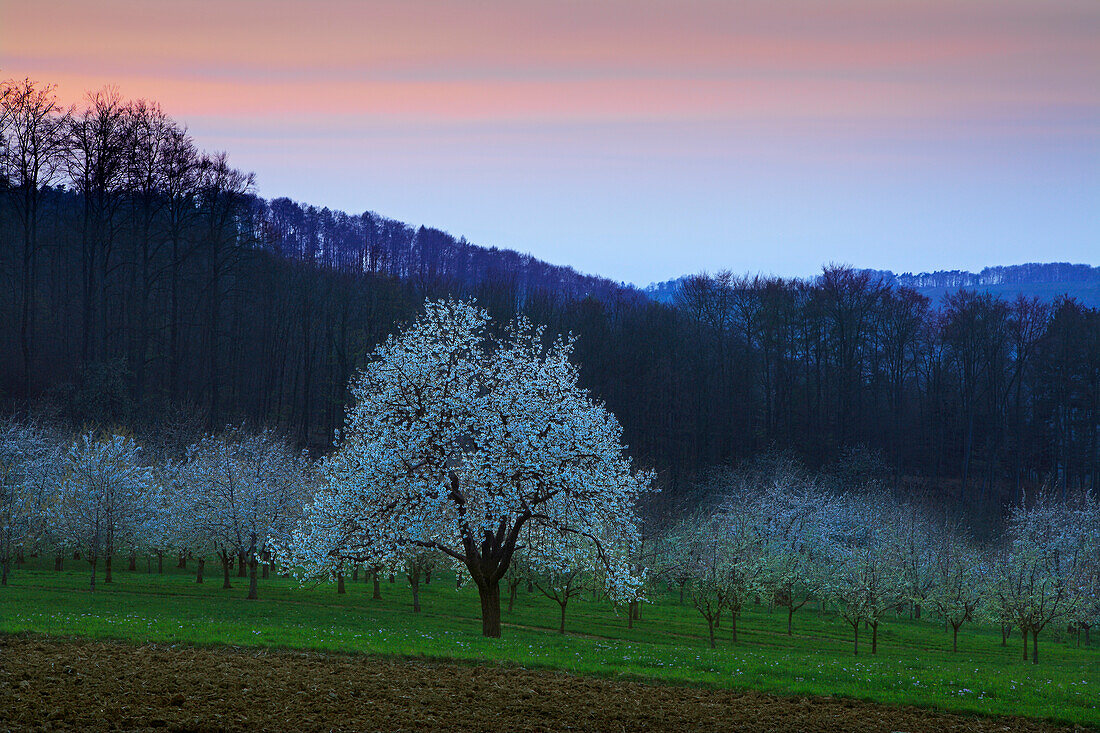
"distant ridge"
872,262,1100,289
645,263,1100,308
869,263,1100,307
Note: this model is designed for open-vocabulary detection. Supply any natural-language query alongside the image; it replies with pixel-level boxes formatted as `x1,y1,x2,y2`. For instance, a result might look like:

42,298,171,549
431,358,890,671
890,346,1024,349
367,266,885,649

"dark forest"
2,80,1098,522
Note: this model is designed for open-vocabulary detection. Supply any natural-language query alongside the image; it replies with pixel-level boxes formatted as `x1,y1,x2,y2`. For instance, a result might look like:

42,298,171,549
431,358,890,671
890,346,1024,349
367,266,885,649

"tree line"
2,78,1098,519
657,270,1100,512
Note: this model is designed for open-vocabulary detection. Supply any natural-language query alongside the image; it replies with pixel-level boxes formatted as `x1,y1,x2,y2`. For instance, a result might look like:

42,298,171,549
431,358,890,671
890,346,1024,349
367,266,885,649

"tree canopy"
280,300,651,636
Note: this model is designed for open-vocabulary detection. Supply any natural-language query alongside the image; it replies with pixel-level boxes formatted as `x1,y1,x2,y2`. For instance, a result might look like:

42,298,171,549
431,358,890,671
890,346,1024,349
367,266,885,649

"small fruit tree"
50,432,155,590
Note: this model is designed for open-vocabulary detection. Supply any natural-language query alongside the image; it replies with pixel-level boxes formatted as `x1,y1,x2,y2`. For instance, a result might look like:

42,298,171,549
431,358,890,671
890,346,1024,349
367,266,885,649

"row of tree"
0,415,620,629
3,418,1096,663
0,419,309,595
656,459,1098,663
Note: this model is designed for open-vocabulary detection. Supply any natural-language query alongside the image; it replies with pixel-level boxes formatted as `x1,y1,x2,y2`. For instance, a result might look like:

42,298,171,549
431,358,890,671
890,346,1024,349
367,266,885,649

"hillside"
259,196,638,305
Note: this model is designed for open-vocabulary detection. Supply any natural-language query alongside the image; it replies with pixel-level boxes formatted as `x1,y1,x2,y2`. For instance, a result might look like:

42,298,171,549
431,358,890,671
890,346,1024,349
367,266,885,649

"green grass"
1,558,1097,727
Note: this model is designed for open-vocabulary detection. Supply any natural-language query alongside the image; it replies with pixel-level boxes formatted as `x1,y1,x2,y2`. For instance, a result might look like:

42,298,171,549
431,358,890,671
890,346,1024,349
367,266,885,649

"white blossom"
0,419,62,585
173,426,310,596
279,300,652,636
49,431,155,590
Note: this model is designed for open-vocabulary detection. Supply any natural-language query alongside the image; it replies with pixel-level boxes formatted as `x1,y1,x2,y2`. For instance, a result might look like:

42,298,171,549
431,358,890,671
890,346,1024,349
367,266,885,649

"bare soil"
0,636,1086,732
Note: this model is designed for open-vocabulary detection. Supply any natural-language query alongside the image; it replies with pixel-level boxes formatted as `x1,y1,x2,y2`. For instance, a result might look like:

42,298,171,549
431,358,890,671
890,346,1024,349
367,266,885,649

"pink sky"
3,0,1098,283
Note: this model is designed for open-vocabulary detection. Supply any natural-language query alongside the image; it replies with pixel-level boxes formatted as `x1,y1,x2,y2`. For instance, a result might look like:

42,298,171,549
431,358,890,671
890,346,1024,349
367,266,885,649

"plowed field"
0,636,1087,732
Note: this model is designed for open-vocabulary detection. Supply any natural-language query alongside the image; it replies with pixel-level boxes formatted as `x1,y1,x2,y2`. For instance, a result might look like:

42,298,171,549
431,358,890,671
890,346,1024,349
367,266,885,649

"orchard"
1,300,1098,726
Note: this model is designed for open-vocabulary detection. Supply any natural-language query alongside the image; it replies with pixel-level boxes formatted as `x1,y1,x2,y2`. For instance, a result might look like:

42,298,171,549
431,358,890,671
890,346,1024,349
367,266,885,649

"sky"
2,0,1098,285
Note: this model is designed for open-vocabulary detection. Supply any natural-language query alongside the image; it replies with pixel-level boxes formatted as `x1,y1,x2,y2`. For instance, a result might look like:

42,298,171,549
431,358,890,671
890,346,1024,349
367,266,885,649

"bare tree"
0,79,69,394
159,124,201,401
66,87,130,366
195,152,255,429
121,99,174,404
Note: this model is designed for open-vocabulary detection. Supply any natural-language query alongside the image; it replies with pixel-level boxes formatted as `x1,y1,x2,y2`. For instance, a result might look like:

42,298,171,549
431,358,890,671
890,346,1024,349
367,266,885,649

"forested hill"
645,263,1100,307
3,78,1100,521
259,196,637,304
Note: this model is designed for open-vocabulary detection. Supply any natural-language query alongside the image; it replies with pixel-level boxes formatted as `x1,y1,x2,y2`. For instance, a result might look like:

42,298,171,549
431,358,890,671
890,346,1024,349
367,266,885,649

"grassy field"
1,558,1097,727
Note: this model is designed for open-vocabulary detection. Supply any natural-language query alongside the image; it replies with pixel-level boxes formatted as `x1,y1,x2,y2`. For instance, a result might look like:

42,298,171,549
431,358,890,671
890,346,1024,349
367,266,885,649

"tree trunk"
409,571,420,612
104,555,113,584
425,569,432,584
237,551,247,577
157,552,164,574
247,556,259,600
787,606,794,635
960,410,975,501
90,557,97,592
19,200,37,398
372,572,381,600
1032,628,1039,665
54,554,63,572
477,580,502,637
508,583,517,612
559,602,567,634
337,572,346,595
178,552,187,569
1022,627,1029,661
196,557,205,584
262,562,270,580
1,558,8,586
128,552,137,571
707,617,715,649
221,554,232,589
952,624,959,652
871,621,878,655
731,610,738,643
852,620,859,656
352,566,359,582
